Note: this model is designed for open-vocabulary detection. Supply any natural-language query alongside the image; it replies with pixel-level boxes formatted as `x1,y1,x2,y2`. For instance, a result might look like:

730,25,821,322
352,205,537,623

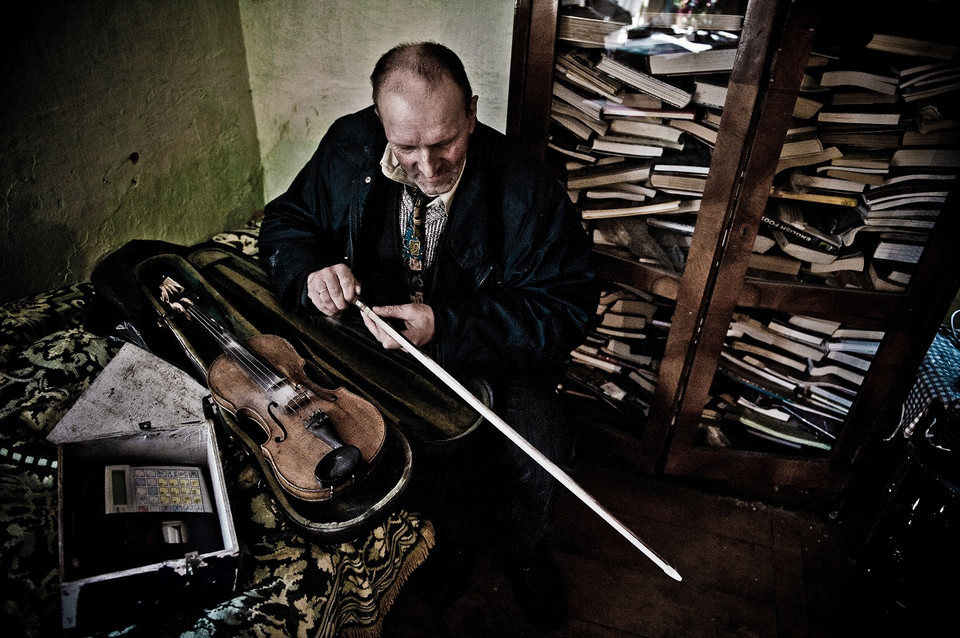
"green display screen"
111,469,127,505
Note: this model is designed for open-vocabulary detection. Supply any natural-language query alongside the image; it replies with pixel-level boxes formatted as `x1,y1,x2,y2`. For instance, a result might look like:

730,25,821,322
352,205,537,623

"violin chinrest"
316,445,362,487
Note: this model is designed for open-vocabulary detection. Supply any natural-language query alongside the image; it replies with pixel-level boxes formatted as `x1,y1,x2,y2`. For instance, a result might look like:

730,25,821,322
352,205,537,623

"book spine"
760,216,841,254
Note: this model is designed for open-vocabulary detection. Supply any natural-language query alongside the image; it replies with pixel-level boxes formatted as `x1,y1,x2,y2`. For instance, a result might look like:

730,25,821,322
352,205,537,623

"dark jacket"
259,105,597,378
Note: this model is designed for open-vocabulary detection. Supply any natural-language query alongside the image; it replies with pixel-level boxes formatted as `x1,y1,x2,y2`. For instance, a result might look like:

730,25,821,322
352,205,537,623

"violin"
160,277,386,502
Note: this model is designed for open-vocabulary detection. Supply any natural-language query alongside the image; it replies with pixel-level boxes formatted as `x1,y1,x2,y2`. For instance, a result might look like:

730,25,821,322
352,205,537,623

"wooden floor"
381,451,940,638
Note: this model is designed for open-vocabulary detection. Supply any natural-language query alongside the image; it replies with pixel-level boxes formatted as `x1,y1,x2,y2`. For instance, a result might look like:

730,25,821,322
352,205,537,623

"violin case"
87,241,490,542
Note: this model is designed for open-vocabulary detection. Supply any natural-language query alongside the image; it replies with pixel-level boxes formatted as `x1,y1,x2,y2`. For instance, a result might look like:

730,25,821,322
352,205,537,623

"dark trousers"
409,374,576,558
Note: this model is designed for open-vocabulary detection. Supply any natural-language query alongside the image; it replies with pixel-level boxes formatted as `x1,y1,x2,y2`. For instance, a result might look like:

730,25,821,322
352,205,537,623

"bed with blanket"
0,220,442,637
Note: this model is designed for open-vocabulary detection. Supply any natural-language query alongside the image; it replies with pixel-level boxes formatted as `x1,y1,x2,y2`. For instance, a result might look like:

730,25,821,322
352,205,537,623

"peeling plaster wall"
0,1,263,303
238,0,515,202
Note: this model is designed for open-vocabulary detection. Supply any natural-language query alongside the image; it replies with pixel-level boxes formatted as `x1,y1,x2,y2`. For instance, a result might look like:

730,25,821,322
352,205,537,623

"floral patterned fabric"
0,226,433,637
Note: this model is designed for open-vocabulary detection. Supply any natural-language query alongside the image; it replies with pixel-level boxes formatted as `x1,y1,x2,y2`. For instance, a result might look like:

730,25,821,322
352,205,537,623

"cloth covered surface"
0,223,433,637
899,313,960,439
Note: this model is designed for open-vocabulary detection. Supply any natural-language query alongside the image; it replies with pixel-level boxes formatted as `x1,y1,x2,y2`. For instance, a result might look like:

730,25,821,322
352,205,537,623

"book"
788,169,867,194
829,153,891,171
767,319,826,346
552,81,605,120
649,171,708,195
618,92,666,108
916,98,960,134
607,118,685,143
820,128,904,151
596,55,694,108
728,314,825,361
566,160,652,189
601,339,654,367
830,90,899,106
590,136,668,158
555,50,626,101
762,201,844,256
570,347,623,374
769,182,860,207
865,33,959,61
787,314,842,336
646,46,738,76
780,126,824,158
824,338,881,356
817,68,898,95
548,136,599,164
692,80,728,110
669,119,719,146
815,166,886,187
551,111,603,141
890,148,960,168
600,311,647,330
861,177,955,208
737,411,832,451
831,327,885,341
747,253,803,276
580,197,685,219
729,339,807,372
640,12,744,32
901,76,960,103
808,246,865,273
826,349,872,372
557,12,631,48
872,239,925,264
901,128,960,147
775,146,843,175
595,324,650,341
806,361,864,386
868,261,909,291
600,102,697,120
793,95,824,120
608,297,657,317
817,110,904,126
646,215,697,234
582,183,657,202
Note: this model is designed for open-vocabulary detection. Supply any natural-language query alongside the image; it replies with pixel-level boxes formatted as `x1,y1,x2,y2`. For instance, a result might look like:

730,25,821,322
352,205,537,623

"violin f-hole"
267,402,289,442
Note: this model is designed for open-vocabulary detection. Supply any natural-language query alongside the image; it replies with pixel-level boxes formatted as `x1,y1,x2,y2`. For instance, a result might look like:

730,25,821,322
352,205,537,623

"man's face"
377,74,477,197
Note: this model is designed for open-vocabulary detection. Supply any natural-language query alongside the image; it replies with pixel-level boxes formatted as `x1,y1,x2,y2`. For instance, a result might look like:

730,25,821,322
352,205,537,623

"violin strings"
184,303,316,420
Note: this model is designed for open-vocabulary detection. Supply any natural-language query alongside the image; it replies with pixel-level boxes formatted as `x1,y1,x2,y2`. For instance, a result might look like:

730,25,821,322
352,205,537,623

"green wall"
1,1,263,303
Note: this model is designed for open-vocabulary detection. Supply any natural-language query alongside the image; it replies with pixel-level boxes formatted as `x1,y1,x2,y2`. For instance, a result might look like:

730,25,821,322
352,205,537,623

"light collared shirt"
380,145,464,269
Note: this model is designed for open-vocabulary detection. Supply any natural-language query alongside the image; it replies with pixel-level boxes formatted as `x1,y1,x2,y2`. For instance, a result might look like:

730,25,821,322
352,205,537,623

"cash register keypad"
133,467,208,512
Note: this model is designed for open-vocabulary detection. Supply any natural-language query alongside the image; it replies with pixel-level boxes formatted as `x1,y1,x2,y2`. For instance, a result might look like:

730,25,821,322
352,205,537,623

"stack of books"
700,311,884,453
562,284,672,426
548,3,746,270
757,24,959,290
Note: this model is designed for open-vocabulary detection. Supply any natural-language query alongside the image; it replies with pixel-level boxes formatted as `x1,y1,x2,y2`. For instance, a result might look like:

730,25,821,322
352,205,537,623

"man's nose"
416,148,442,176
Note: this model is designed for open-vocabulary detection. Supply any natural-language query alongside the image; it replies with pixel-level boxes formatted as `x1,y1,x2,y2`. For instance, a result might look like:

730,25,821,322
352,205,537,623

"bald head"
371,42,474,114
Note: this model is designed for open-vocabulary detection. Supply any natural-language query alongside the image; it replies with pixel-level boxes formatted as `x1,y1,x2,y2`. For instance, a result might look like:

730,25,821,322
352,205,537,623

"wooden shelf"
508,0,960,504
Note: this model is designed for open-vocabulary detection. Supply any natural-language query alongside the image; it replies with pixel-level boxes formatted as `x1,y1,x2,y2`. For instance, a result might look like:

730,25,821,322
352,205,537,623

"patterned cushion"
0,231,432,638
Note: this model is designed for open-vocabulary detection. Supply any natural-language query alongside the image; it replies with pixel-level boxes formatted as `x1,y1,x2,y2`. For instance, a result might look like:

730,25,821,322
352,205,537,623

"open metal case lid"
48,342,209,444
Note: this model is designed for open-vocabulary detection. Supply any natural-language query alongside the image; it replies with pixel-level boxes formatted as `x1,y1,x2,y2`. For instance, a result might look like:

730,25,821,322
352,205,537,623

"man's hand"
362,303,435,350
306,264,361,317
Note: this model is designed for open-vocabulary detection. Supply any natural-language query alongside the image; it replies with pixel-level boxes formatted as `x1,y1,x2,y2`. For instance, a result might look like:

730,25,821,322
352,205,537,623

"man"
259,42,597,630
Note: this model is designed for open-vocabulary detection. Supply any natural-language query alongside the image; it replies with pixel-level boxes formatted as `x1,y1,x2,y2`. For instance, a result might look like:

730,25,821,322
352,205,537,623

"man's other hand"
363,303,435,350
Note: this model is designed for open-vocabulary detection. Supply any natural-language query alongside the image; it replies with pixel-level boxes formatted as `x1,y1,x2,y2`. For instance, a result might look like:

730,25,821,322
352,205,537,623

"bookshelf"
508,0,960,503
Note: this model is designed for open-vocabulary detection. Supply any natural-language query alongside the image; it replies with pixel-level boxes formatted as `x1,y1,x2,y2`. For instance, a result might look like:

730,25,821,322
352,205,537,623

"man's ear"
468,95,478,131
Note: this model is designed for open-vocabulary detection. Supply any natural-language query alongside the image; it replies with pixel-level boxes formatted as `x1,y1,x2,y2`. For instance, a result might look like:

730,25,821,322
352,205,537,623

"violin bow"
355,300,682,581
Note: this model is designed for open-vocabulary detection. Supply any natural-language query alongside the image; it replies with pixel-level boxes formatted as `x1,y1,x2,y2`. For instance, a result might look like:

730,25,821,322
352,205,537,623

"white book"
787,314,842,336
767,320,826,346
826,350,872,371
